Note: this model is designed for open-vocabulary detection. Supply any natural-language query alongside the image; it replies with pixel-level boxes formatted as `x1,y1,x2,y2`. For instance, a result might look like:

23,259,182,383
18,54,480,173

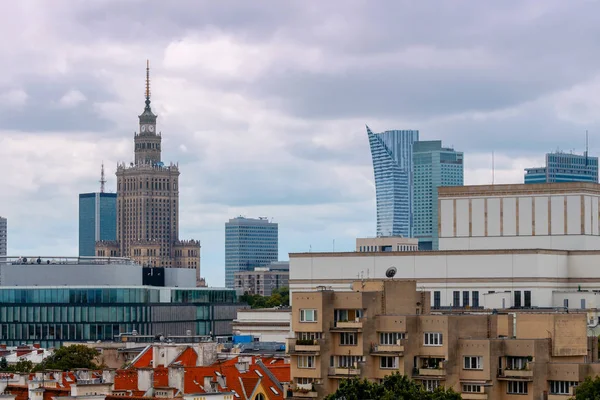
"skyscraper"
367,126,419,237
79,192,117,257
0,217,6,257
225,217,278,289
413,141,464,250
95,61,202,286
524,151,598,184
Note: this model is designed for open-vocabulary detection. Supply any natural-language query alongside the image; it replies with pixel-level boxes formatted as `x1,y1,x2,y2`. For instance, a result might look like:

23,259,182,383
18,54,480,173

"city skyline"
3,1,600,286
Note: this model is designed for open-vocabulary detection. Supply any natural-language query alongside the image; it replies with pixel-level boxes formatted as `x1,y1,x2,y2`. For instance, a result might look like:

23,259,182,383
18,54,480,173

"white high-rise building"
0,217,7,257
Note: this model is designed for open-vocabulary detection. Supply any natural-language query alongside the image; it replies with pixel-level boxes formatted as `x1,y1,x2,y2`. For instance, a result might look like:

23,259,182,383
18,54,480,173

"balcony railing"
417,367,446,377
330,319,364,331
328,367,361,377
462,393,488,400
288,339,321,354
291,384,318,398
498,363,534,381
371,343,404,354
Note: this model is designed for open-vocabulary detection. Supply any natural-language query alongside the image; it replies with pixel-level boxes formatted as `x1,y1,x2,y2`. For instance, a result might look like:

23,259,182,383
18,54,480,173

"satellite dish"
385,267,397,278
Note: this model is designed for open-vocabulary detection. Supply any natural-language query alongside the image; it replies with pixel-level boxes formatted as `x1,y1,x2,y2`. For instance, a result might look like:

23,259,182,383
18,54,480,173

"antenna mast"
100,163,106,193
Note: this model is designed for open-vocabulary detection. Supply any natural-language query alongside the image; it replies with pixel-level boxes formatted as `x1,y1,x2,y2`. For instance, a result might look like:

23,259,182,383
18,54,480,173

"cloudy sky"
2,0,600,286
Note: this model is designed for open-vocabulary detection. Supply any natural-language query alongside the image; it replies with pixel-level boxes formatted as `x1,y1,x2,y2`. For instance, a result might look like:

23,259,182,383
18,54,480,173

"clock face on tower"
141,125,146,132
149,125,155,133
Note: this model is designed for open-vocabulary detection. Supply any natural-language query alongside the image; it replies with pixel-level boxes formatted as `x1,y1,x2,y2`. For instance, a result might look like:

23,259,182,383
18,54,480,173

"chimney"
167,366,184,394
235,362,249,373
137,368,153,393
102,370,116,384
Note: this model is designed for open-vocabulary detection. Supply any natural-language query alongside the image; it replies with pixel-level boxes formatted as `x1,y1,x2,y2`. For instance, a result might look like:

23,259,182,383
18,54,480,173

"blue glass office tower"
79,193,117,257
413,141,464,250
524,152,598,184
367,127,419,237
225,217,278,288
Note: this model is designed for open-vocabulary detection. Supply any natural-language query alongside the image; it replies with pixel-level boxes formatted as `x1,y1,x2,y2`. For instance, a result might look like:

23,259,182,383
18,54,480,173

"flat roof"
289,248,587,258
438,182,600,197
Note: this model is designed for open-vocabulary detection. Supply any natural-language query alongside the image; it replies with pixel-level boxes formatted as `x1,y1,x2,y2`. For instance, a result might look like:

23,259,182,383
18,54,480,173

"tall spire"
100,162,106,193
145,60,151,111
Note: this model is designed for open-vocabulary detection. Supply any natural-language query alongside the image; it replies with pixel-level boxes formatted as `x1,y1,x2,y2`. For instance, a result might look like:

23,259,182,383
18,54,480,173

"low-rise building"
232,309,292,343
288,279,600,399
235,268,289,297
356,236,418,252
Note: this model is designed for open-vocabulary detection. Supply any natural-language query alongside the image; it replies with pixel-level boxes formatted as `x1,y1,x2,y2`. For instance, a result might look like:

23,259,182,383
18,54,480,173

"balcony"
370,343,404,355
328,367,361,378
498,368,533,381
462,393,488,400
417,368,446,377
330,319,363,331
289,339,321,354
291,384,318,398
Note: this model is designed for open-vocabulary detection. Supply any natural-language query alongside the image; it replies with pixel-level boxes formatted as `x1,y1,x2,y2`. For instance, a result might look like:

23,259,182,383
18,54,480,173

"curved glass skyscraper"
367,126,419,237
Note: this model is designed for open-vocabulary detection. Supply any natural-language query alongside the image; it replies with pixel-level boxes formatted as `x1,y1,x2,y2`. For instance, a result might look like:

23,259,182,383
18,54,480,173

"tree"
13,360,34,373
0,357,8,371
35,345,100,371
573,376,600,400
239,287,290,309
324,373,462,400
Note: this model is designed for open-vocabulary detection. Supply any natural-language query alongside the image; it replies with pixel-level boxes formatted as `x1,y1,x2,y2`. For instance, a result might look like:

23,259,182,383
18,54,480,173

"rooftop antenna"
585,130,589,167
145,59,151,100
100,162,106,193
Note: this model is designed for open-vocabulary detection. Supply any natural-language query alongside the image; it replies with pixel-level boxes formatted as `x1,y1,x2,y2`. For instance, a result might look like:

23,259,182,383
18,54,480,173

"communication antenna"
385,267,397,279
585,130,589,167
100,162,106,193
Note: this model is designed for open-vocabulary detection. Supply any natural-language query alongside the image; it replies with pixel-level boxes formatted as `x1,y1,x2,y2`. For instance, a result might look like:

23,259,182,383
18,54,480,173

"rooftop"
438,181,600,197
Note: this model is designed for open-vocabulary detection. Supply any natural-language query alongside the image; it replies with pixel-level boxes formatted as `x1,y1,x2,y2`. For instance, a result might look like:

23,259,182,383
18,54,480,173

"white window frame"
549,381,578,395
340,332,357,346
507,381,528,394
379,332,406,345
422,380,440,392
424,332,443,346
463,356,483,370
297,355,315,369
379,356,397,369
300,309,317,322
463,384,482,393
297,332,322,341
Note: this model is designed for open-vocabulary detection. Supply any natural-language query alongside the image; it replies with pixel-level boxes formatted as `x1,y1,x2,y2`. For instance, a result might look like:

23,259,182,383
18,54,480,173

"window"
379,332,406,345
514,291,521,308
463,291,469,307
507,381,528,394
336,355,363,368
564,299,569,308
581,298,586,309
300,309,317,322
472,291,479,308
424,332,443,346
380,356,396,369
463,384,481,393
463,356,482,370
434,291,441,308
550,381,578,395
297,356,315,368
422,380,440,392
453,291,460,307
507,356,529,370
340,332,357,345
524,291,531,308
297,332,321,341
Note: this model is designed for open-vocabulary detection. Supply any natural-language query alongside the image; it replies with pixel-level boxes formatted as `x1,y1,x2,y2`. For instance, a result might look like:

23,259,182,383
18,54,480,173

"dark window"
472,291,479,308
524,291,531,308
434,291,441,309
463,291,469,307
514,291,522,308
453,291,460,307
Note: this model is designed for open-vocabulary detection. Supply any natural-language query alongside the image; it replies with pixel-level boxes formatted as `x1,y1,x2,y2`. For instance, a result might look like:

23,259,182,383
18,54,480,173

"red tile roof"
171,347,198,367
114,369,139,391
131,347,153,368
153,366,169,388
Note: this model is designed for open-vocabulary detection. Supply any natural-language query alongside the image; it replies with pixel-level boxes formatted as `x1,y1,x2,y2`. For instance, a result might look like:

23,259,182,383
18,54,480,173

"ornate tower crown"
139,60,157,127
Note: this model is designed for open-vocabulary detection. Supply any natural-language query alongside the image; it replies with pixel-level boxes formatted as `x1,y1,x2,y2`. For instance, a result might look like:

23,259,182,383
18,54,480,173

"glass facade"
0,217,6,257
413,141,464,250
225,217,278,288
0,287,237,348
79,193,117,257
524,152,598,184
367,127,419,237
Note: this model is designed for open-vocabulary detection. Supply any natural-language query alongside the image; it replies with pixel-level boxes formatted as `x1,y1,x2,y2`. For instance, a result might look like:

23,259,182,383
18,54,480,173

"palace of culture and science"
96,62,203,286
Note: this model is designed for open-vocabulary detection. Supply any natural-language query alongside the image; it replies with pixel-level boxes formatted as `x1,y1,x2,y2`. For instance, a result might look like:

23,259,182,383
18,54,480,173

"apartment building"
288,279,600,399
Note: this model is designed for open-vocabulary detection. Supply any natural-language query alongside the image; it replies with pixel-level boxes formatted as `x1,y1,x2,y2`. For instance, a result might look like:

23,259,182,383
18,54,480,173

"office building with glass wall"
413,141,464,250
366,126,419,237
525,151,598,184
225,217,278,288
79,193,117,257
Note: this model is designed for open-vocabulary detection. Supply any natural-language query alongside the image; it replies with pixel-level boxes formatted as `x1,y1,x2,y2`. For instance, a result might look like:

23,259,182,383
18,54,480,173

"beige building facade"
95,62,202,286
356,236,418,252
288,279,600,399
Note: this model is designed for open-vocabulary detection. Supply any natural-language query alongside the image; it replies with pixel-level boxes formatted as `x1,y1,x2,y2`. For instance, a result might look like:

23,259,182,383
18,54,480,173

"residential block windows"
463,384,482,393
300,309,317,322
297,356,315,369
379,332,406,345
340,332,357,345
424,332,443,346
297,332,321,341
422,380,440,392
507,381,528,394
463,356,483,370
549,381,578,395
380,356,397,369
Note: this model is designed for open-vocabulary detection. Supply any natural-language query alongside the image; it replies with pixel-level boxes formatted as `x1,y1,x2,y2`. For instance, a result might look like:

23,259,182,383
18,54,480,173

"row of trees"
239,287,289,309
0,345,101,372
325,374,600,400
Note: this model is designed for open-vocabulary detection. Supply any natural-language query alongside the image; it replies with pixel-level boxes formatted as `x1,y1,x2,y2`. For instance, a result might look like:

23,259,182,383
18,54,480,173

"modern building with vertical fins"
413,140,464,250
366,127,419,238
95,61,203,286
524,151,598,184
0,216,6,257
79,192,117,257
225,217,278,289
